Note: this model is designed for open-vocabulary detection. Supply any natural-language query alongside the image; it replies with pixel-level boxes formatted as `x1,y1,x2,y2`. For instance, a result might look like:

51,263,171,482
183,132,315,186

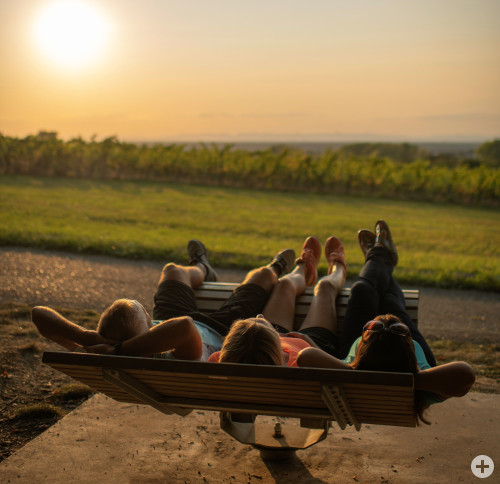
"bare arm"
297,347,353,370
31,306,112,350
86,316,203,360
284,332,319,349
415,361,475,400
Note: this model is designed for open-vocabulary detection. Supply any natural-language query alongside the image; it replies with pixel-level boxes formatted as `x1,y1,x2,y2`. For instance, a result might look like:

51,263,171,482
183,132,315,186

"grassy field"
1,175,499,290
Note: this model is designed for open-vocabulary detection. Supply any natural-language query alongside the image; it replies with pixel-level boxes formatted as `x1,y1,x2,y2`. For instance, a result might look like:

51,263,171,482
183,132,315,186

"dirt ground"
0,246,499,464
0,313,94,462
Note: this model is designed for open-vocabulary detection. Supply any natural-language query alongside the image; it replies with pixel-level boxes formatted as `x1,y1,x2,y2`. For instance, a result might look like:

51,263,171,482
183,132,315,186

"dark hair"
350,314,430,425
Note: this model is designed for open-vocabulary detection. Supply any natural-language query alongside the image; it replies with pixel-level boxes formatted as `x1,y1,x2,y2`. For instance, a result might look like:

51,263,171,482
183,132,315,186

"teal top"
344,336,442,405
151,320,224,361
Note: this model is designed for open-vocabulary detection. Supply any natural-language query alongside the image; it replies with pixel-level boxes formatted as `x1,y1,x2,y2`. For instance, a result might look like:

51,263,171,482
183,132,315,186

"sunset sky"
1,0,499,142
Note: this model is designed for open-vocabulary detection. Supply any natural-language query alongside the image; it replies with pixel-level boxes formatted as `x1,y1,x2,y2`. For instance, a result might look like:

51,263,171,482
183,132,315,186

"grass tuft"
0,303,32,321
13,403,62,420
53,384,94,401
17,342,42,353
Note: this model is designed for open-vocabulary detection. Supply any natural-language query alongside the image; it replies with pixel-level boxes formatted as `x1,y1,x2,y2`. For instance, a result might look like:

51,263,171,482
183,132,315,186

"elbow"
31,306,45,322
457,362,476,396
181,316,196,333
31,306,49,334
297,347,315,367
174,316,203,360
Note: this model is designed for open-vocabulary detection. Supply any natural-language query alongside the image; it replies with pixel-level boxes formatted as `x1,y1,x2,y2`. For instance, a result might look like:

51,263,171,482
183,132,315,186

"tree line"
0,132,498,206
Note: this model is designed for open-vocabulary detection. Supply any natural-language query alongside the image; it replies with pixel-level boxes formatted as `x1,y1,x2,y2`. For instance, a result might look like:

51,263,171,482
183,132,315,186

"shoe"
375,220,398,267
269,248,296,278
357,229,376,259
324,236,347,275
187,240,218,281
295,236,321,286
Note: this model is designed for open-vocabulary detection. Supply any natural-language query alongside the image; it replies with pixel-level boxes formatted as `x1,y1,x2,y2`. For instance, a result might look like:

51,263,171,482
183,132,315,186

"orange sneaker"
324,236,347,275
295,236,321,286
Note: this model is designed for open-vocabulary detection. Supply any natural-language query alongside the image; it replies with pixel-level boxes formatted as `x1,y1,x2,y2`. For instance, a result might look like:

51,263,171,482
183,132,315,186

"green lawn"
1,175,498,290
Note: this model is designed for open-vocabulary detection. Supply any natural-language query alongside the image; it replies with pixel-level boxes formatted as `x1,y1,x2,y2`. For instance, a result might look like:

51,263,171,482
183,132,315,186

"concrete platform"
1,393,498,483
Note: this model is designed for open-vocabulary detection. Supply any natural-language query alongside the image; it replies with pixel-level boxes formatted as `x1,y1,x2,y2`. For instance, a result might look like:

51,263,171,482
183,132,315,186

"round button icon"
471,455,494,478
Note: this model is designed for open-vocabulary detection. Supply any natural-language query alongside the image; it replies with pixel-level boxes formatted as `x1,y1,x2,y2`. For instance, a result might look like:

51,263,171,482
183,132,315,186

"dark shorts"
273,324,339,357
153,280,270,337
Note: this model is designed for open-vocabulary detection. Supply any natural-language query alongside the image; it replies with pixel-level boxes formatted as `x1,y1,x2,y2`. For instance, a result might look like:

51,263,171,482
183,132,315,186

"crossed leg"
262,264,308,330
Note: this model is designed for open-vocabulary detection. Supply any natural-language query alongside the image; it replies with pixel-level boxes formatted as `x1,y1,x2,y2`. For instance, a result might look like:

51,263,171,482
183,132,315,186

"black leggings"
339,247,436,366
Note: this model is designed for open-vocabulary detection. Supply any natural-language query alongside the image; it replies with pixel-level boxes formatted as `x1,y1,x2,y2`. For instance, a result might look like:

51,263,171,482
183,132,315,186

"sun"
34,1,110,70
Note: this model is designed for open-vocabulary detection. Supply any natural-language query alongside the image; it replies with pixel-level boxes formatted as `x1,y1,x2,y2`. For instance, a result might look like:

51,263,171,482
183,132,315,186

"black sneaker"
187,240,218,281
268,248,296,278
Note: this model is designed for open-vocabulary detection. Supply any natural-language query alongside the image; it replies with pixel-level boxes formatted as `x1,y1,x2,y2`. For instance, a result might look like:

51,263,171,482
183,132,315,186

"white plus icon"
471,455,494,479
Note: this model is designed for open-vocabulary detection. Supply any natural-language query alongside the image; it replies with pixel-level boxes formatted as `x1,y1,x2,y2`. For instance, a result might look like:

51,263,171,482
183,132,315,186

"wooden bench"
42,352,416,458
42,283,420,459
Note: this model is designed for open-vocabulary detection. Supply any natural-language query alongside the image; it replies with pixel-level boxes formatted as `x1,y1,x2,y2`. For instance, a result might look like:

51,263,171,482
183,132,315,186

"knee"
314,278,339,297
350,280,372,299
161,262,184,280
246,266,277,292
275,277,295,292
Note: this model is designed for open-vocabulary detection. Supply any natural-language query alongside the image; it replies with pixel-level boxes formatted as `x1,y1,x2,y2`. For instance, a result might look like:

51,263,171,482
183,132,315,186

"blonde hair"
219,319,283,366
97,299,149,341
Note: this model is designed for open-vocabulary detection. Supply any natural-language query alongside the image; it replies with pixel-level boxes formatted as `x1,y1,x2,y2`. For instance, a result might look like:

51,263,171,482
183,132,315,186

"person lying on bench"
208,234,347,366
32,240,295,361
296,220,475,424
209,222,475,424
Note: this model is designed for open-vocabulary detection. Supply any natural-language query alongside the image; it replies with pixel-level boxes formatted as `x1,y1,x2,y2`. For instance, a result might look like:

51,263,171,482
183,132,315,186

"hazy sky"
1,0,499,142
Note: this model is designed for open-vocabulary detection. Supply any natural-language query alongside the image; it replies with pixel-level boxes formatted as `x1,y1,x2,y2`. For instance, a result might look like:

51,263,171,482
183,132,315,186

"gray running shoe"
269,248,296,277
187,239,218,281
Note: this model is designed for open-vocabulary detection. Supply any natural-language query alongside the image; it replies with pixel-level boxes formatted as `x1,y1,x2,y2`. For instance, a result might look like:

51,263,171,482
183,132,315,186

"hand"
84,343,116,355
82,329,117,347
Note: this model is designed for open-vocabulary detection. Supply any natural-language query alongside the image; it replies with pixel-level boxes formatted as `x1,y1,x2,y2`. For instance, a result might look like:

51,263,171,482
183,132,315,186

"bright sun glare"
34,0,110,70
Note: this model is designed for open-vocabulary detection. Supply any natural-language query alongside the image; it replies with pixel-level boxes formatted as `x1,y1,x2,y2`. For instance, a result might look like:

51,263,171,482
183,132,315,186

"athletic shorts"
273,324,339,357
153,280,270,337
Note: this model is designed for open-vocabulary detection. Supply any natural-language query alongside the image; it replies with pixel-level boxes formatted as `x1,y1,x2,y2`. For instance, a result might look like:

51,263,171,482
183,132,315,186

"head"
97,299,152,342
219,317,283,365
352,314,432,425
350,314,417,373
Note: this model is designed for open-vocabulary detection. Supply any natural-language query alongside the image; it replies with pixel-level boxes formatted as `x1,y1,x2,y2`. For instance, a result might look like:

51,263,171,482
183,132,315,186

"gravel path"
1,246,498,344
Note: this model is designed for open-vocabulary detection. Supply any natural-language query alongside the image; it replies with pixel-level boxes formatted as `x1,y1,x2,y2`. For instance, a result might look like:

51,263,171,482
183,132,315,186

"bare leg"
240,266,279,293
158,262,205,288
262,264,307,331
299,261,346,334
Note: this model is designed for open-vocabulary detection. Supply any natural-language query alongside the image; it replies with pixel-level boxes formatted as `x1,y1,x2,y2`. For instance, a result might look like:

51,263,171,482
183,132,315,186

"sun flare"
34,1,110,70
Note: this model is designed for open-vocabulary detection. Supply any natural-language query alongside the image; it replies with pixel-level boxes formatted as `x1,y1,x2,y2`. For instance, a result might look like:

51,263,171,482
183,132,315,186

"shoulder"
207,351,221,362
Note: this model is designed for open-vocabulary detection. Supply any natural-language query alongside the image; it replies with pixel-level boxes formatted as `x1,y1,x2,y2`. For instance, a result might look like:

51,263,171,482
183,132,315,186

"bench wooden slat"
194,283,419,326
44,354,414,385
43,352,416,430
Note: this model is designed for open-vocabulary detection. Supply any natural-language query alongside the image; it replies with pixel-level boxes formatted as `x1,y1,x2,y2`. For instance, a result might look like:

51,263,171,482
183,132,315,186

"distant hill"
141,141,480,158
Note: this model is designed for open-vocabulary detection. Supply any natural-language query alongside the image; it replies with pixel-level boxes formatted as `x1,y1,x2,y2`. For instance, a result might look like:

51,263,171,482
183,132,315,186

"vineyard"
1,133,498,206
